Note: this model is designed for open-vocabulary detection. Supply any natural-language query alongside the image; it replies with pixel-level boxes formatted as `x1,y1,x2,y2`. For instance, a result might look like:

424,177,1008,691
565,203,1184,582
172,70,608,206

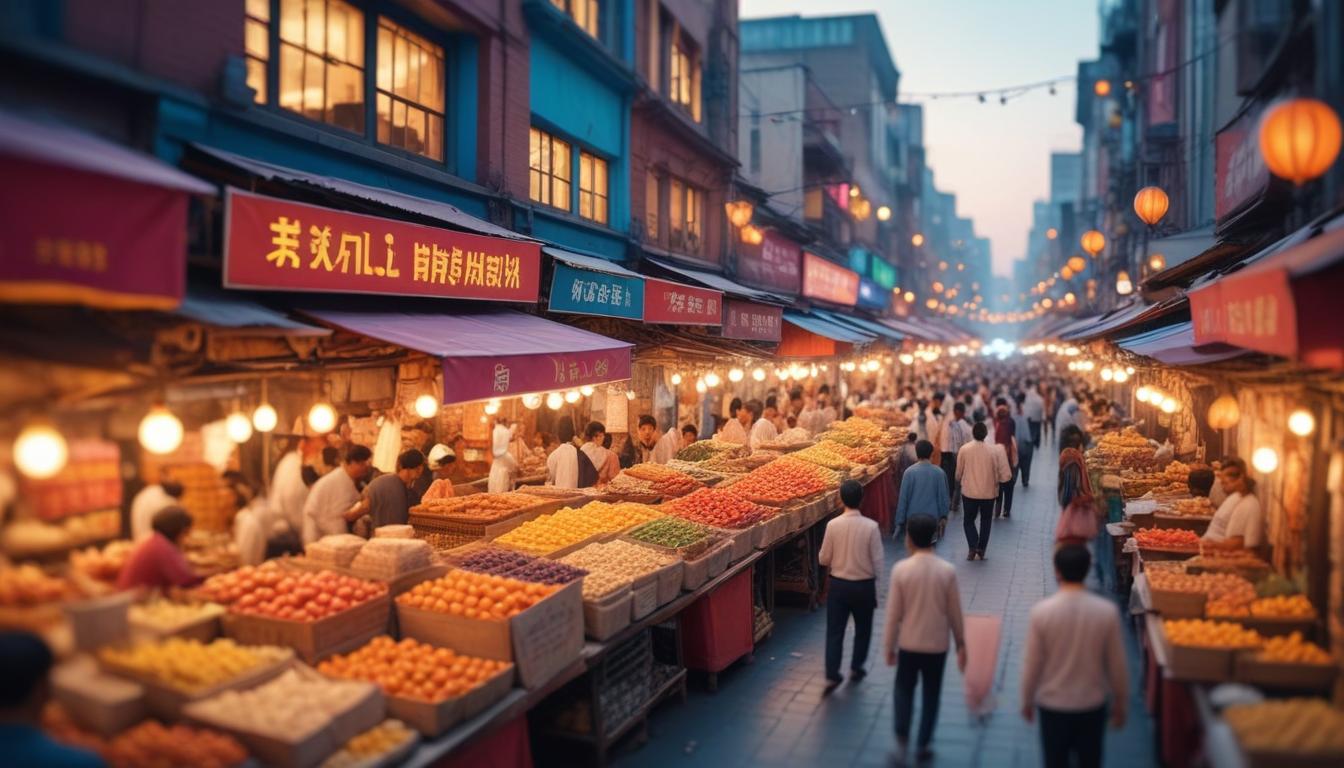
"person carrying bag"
1055,425,1098,545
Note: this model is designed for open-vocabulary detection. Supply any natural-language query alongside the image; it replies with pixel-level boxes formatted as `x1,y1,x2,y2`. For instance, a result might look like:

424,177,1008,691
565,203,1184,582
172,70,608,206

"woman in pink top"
116,507,200,592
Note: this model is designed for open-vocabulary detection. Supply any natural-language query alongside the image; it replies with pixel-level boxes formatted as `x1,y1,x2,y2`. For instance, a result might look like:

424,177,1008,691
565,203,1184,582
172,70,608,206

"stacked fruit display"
0,563,72,607
1255,633,1333,664
789,443,857,472
347,538,434,581
492,502,663,556
612,464,703,498
1121,460,1192,498
661,488,771,529
185,668,374,740
199,562,387,622
98,638,289,692
726,457,838,505
318,636,511,702
1147,570,1256,604
69,540,135,583
818,439,884,465
700,452,776,473
1163,619,1263,648
1249,594,1315,618
454,546,587,585
1166,497,1216,517
45,708,247,768
674,439,750,463
322,720,417,768
397,571,558,620
415,492,539,521
1185,550,1270,571
626,517,714,551
1223,699,1344,755
560,540,678,601
1134,527,1201,550
827,417,885,442
1087,427,1159,469
304,535,367,569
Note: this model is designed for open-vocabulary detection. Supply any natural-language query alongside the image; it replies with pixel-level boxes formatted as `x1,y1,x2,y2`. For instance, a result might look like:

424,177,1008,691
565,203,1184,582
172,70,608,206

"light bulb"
139,406,184,455
695,379,707,394
580,385,594,397
483,399,501,416
13,423,68,479
307,402,337,434
1160,398,1178,414
1113,370,1130,383
899,353,914,365
1125,366,1135,375
728,368,744,383
775,368,787,380
670,373,683,386
565,389,581,404
522,393,543,410
1101,368,1114,381
1135,386,1152,403
252,403,278,433
752,367,766,382
625,389,637,401
1287,409,1315,437
705,372,721,388
414,394,440,419
1252,446,1279,474
810,365,819,378
546,392,564,410
225,412,253,443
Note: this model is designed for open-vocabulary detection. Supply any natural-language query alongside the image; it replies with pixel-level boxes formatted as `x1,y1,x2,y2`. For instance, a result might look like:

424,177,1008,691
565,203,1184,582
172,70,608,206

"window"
667,179,702,254
645,172,660,241
529,127,571,210
684,185,702,254
245,0,269,103
668,33,701,121
376,19,445,161
578,152,609,224
278,0,365,134
550,0,600,39
749,111,761,174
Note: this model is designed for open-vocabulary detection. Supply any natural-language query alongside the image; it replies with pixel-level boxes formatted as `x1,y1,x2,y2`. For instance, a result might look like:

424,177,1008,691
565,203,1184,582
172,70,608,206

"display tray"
385,664,515,737
221,594,392,665
1224,615,1317,637
53,656,147,736
397,576,583,690
408,498,573,551
677,541,732,592
98,648,294,722
281,558,448,599
756,513,790,547
1151,513,1213,533
710,524,755,563
1234,654,1339,692
327,726,419,768
1148,588,1207,619
630,577,658,621
128,603,226,644
1138,545,1201,562
582,589,633,641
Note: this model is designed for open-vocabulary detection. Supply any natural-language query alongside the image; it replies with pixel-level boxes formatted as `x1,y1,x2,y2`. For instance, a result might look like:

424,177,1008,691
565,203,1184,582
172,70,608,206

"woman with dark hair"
1201,458,1263,551
992,406,1019,519
117,507,200,591
1055,425,1094,547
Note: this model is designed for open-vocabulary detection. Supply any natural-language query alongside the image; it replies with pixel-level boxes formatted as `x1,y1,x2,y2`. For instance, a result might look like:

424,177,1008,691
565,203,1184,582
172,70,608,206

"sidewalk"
613,450,1156,767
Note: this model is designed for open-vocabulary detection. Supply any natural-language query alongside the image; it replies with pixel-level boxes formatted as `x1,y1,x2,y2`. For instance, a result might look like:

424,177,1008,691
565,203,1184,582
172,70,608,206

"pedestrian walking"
939,401,973,513
818,480,884,695
1021,545,1128,768
894,439,950,542
1014,392,1036,488
1023,380,1045,449
883,514,967,762
992,404,1019,519
956,422,1011,561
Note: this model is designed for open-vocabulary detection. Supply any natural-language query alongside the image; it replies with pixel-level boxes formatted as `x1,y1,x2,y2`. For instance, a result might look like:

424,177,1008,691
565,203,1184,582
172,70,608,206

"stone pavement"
613,447,1158,767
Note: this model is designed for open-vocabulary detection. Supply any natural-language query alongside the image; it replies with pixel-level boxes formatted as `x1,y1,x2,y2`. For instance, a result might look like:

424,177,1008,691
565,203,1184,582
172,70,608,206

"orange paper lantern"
1080,230,1105,256
1133,186,1169,226
1258,98,1342,186
1067,255,1087,273
1060,266,1075,280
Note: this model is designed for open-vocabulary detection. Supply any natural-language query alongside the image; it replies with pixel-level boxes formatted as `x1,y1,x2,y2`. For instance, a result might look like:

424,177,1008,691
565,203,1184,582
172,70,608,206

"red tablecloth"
680,565,754,673
859,466,894,534
432,714,532,768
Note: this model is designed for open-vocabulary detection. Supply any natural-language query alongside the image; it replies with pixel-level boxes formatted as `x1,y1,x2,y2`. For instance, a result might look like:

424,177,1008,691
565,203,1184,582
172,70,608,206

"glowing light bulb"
695,379,707,394
1135,386,1152,403
752,367,766,382
899,353,914,365
705,372,721,388
225,412,254,443
546,392,564,410
1287,409,1315,437
414,394,440,419
625,389,637,401
1252,446,1279,474
139,406,185,454
580,385,594,397
1160,398,1178,414
728,368,744,383
670,373,683,386
1100,368,1114,381
565,389,581,404
307,402,337,434
1113,370,1129,383
252,404,278,433
13,423,68,479
483,399,501,416
522,393,543,410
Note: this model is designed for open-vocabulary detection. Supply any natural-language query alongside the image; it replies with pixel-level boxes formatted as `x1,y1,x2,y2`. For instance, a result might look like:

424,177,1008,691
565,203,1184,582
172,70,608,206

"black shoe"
823,676,843,696
1003,511,1011,519
916,747,935,762
966,551,977,561
849,668,867,683
977,550,987,561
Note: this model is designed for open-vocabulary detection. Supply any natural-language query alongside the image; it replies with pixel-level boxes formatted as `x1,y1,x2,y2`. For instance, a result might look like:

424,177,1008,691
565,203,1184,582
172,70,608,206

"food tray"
1151,514,1213,534
678,541,732,591
649,559,684,605
129,602,226,644
386,664,515,737
582,589,633,641
1233,654,1338,692
99,647,295,722
1138,545,1200,562
756,514,789,548
630,577,658,621
222,594,392,665
1155,620,1243,683
1148,588,1207,619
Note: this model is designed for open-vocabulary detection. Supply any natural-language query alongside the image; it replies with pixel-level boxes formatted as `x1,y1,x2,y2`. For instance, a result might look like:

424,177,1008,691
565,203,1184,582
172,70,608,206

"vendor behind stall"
1201,458,1263,551
749,399,778,450
488,418,519,493
349,449,425,535
621,415,661,466
580,421,619,485
302,445,372,543
117,507,200,592
414,444,457,503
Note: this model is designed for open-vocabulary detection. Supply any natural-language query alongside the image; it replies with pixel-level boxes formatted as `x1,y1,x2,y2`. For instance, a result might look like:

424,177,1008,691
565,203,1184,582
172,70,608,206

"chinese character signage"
643,278,722,326
1215,104,1270,222
856,277,887,311
548,262,645,320
442,347,633,405
0,156,186,309
1189,269,1296,358
737,231,801,294
802,251,859,305
722,299,783,342
224,189,541,302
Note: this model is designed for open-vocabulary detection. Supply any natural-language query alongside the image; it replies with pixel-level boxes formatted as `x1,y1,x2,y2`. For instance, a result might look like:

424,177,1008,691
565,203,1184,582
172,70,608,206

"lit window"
245,0,269,103
278,0,365,134
579,152,609,224
645,172,660,241
551,0,600,39
668,179,702,254
376,18,445,161
668,36,701,121
529,127,571,210
685,185,702,253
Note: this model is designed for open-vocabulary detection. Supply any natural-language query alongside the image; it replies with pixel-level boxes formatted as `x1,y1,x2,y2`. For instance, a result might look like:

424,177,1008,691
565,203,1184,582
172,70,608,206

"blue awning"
783,310,875,344
177,287,329,335
1116,321,1248,366
811,308,903,342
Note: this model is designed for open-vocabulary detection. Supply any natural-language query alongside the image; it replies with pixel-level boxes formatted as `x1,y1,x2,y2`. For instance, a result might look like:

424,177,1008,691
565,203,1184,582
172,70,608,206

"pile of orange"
728,457,837,504
318,636,510,702
397,571,556,621
1164,618,1263,648
1257,633,1332,664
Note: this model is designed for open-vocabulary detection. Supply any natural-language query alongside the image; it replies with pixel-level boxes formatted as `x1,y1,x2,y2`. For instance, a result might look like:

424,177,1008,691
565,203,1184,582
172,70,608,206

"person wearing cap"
412,444,458,504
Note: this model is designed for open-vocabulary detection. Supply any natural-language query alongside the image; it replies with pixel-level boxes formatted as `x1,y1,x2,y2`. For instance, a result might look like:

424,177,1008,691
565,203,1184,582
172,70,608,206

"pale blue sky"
740,0,1100,275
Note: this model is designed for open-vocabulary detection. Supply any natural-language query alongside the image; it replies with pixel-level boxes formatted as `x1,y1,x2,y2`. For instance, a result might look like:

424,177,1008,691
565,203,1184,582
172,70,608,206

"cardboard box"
1234,654,1338,692
386,664,513,737
222,594,392,665
128,603,225,644
1148,588,1207,619
99,648,294,722
53,656,146,736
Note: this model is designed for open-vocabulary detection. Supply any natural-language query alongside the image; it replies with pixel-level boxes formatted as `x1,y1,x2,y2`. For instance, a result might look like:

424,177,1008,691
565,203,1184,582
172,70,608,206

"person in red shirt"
116,507,200,592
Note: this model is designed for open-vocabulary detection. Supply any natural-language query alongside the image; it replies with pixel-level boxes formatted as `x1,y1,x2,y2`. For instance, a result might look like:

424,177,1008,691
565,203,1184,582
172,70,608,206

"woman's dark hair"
746,399,763,421
681,424,698,437
557,419,576,444
638,415,657,429
345,445,373,464
729,397,743,413
0,631,54,708
584,421,606,440
1059,424,1085,451
765,395,778,410
397,449,425,471
151,506,194,542
906,514,937,549
1187,468,1216,496
971,421,988,441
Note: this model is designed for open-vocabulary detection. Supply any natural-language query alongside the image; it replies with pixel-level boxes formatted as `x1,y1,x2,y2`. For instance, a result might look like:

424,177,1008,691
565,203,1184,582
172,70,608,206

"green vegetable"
629,517,709,548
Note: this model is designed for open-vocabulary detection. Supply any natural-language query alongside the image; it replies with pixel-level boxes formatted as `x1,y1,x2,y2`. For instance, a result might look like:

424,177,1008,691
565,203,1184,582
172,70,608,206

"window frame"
664,22,701,122
529,126,573,212
665,176,702,255
274,0,368,136
374,16,448,163
550,0,602,42
578,150,609,225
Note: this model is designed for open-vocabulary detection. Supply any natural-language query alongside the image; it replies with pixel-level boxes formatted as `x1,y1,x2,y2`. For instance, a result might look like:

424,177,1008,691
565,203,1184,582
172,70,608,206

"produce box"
64,591,133,652
630,577,659,621
582,588,632,641
1234,654,1338,692
322,721,420,768
1152,513,1212,534
1154,620,1236,683
1148,588,1207,619
678,541,732,591
129,602,226,644
711,524,756,563
222,594,392,664
398,577,583,689
649,559,684,605
756,513,790,549
52,656,146,736
99,647,295,722
1227,616,1317,638
1138,545,1200,562
280,557,448,599
387,664,515,737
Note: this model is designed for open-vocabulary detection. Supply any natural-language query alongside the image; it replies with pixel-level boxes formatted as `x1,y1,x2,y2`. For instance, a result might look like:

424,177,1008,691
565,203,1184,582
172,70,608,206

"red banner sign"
442,347,632,405
721,299,783,341
1215,105,1271,221
736,231,801,294
224,189,541,302
0,156,186,309
642,278,723,325
1189,269,1296,358
802,251,859,305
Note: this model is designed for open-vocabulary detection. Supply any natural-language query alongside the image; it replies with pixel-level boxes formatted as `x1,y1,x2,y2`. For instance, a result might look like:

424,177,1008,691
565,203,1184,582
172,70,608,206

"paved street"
617,445,1156,767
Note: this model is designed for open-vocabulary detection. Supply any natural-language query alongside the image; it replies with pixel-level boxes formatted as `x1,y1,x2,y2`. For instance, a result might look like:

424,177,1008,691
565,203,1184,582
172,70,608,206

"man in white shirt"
884,514,966,760
269,445,310,537
129,474,184,541
818,480,884,694
1023,380,1046,449
1021,545,1128,767
748,399,778,450
719,397,750,445
546,420,581,489
939,401,972,512
651,420,681,464
302,445,371,543
956,422,1012,561
1201,458,1264,550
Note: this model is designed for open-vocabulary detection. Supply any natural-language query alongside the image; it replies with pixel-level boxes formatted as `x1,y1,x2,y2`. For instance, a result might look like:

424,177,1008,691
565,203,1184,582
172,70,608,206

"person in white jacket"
487,418,518,493
129,475,184,542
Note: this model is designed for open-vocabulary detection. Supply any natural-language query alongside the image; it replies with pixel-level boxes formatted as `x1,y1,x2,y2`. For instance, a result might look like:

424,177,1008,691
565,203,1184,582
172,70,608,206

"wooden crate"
221,594,392,665
1149,588,1207,619
386,664,515,737
1138,545,1200,562
1152,513,1212,534
582,589,633,641
1234,654,1338,692
99,648,294,722
756,514,789,548
1229,615,1318,637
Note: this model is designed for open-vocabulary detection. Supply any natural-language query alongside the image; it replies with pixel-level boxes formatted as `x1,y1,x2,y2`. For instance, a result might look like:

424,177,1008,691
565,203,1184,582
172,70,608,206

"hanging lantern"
252,403,278,433
1094,79,1112,97
564,389,581,404
903,290,915,303
546,392,564,410
1063,291,1077,304
724,200,755,228
1207,394,1240,430
1115,270,1134,295
911,233,925,247
483,399,501,416
704,372,721,388
225,412,254,443
751,367,766,382
876,205,892,222
739,224,764,245
1287,409,1316,437
728,368,744,383
1045,227,1058,240
521,393,543,410
694,379,707,394
414,394,440,419
307,402,337,434
1258,98,1342,185
1067,255,1087,274
1133,186,1169,226
1080,230,1105,256
579,385,594,397
1060,266,1075,280
1148,253,1167,271
139,406,185,455
13,422,68,479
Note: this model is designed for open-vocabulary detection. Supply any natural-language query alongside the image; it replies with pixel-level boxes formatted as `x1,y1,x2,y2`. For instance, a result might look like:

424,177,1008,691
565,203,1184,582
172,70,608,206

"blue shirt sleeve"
935,467,950,519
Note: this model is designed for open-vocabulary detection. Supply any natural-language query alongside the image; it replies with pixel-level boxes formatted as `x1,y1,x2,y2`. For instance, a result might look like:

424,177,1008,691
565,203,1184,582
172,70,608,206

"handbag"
1055,494,1099,541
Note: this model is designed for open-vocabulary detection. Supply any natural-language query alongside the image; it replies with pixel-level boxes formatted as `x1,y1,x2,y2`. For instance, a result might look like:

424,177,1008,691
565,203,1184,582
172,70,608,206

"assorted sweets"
45,708,247,768
322,720,416,768
98,637,289,692
186,669,374,739
492,502,663,555
626,517,714,551
726,457,838,504
318,636,510,702
397,571,558,620
1134,527,1201,550
660,488,771,529
560,540,678,601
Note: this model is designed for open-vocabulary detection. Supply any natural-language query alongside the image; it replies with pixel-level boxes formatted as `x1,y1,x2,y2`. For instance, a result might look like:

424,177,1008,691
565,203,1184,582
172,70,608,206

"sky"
740,0,1100,276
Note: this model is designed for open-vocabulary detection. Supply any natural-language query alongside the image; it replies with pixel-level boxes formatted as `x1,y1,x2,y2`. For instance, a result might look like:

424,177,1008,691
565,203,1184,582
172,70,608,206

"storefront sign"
548,262,644,320
1189,269,1296,357
643,278,722,326
0,156,187,309
722,299,783,342
736,231,801,294
847,246,871,277
856,277,887,311
442,347,632,404
1215,105,1271,222
871,258,897,290
224,189,541,302
802,252,859,305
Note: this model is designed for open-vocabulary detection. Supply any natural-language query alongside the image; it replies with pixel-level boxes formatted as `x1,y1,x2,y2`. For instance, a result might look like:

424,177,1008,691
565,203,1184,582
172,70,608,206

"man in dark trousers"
818,480,885,695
